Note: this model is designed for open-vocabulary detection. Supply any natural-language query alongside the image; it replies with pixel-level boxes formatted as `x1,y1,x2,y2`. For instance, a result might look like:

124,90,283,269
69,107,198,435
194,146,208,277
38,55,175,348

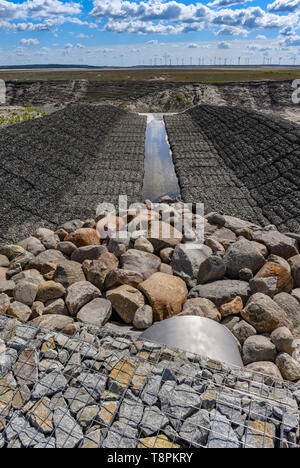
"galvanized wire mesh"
0,313,299,448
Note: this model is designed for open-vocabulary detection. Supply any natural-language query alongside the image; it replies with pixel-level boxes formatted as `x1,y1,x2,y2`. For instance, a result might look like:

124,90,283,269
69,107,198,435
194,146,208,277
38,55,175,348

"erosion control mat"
0,104,146,244
165,105,300,232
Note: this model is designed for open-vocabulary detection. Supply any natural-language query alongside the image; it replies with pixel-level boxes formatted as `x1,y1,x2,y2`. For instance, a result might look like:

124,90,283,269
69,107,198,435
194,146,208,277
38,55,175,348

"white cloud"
208,0,252,8
217,40,231,48
267,0,300,13
256,34,267,39
0,0,81,21
20,37,39,45
216,25,248,35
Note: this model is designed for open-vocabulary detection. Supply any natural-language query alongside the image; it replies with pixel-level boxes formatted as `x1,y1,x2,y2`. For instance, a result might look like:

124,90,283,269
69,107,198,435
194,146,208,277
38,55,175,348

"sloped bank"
0,104,146,244
165,105,300,232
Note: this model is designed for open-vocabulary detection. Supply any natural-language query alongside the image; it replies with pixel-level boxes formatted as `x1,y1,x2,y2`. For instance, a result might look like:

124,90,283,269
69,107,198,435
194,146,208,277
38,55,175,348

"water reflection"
140,113,180,202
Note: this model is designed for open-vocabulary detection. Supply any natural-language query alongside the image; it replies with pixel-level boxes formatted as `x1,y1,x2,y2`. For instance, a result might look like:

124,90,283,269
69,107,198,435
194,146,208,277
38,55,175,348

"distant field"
0,67,300,83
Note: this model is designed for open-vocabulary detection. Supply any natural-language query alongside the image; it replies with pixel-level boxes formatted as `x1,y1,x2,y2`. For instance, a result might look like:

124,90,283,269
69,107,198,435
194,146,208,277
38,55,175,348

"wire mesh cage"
0,313,299,448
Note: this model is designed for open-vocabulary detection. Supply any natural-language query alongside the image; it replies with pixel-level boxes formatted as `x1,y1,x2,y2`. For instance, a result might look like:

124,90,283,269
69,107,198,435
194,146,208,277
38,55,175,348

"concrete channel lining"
0,313,299,448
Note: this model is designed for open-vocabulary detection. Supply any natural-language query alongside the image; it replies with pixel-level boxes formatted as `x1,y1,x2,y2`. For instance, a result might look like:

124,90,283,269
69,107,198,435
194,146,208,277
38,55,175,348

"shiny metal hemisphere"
140,316,243,367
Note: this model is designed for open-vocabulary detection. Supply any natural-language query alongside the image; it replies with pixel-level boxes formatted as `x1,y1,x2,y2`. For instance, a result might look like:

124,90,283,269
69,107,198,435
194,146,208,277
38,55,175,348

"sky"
0,0,299,66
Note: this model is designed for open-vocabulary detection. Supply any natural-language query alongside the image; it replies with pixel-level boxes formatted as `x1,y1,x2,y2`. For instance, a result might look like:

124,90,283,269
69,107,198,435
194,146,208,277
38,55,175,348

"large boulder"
147,221,183,251
189,280,251,307
252,230,298,260
106,285,145,324
82,253,118,290
241,293,294,334
197,255,226,285
288,254,300,288
104,269,144,290
7,301,32,322
255,262,293,294
36,281,66,303
29,250,65,271
77,298,112,326
271,327,294,354
71,245,107,264
273,293,300,336
30,314,74,332
66,228,100,247
231,320,257,345
65,281,101,316
242,335,277,365
138,272,188,321
170,244,212,288
180,298,221,322
121,249,161,281
275,353,300,382
245,362,283,383
223,237,265,278
133,305,153,329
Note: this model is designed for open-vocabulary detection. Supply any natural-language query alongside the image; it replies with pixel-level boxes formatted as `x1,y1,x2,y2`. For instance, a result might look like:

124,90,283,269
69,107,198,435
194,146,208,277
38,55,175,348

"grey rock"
71,245,107,263
59,219,84,233
0,293,10,313
239,268,253,282
18,237,45,256
273,292,300,333
54,261,85,289
181,298,221,322
242,293,294,334
7,337,27,352
119,398,144,428
249,276,278,297
223,237,265,279
32,371,68,398
29,249,65,271
242,335,277,365
171,244,212,288
0,348,18,378
133,305,153,329
102,421,138,448
289,254,300,287
189,280,251,307
140,406,169,436
179,410,210,447
0,254,9,267
0,280,15,296
5,412,46,448
271,327,294,354
77,298,112,326
252,230,299,260
197,255,226,284
121,249,161,280
207,410,240,448
232,320,257,345
44,298,68,316
57,241,77,257
76,372,107,399
141,375,162,406
36,228,59,249
159,382,200,420
108,234,131,258
65,281,101,316
243,421,276,448
54,407,83,449
14,278,39,306
276,353,300,382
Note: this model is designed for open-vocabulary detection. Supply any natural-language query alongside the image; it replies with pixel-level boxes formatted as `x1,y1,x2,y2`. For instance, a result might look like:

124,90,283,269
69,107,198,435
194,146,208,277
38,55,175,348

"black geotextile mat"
0,314,299,448
164,105,300,232
0,104,147,244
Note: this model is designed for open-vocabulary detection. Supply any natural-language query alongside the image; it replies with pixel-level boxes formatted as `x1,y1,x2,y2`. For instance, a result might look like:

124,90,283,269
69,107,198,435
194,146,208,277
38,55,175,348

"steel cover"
140,316,243,367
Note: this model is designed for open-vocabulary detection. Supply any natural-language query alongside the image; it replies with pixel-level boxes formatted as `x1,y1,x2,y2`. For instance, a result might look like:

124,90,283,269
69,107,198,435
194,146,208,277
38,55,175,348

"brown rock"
220,296,243,317
28,397,53,434
13,349,39,386
28,249,66,271
106,284,145,323
181,298,221,322
245,362,283,382
147,221,183,251
159,264,173,275
138,272,188,321
236,228,253,240
276,353,300,382
251,241,268,258
159,248,174,264
0,293,10,314
7,301,32,322
241,293,294,334
66,228,100,248
54,260,85,289
204,237,225,254
255,262,293,294
104,269,144,290
0,268,7,280
31,301,45,319
83,252,119,290
139,435,180,448
30,314,74,332
36,281,66,303
252,230,298,260
41,263,57,281
271,327,294,354
0,280,15,296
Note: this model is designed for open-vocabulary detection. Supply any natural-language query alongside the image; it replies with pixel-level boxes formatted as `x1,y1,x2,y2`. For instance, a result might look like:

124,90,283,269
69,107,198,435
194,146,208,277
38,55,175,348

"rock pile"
0,200,300,384
0,314,299,448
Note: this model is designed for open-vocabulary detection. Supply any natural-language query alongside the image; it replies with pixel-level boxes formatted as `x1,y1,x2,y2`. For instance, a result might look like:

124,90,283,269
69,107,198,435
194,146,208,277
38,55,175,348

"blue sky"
0,0,299,65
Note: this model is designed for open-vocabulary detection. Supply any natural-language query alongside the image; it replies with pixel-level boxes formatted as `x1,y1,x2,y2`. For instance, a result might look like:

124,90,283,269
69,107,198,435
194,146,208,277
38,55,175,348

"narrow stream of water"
140,113,180,202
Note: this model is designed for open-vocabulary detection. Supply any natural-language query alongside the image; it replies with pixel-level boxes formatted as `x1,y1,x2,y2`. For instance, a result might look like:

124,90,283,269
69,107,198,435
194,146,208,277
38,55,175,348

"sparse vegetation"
0,106,45,126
